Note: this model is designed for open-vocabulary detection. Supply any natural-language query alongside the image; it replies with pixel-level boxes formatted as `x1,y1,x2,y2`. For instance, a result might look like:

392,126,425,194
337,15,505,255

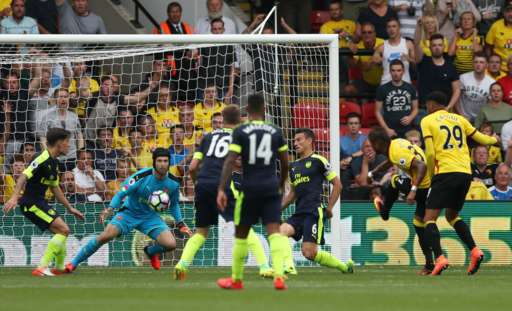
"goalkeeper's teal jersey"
109,168,183,222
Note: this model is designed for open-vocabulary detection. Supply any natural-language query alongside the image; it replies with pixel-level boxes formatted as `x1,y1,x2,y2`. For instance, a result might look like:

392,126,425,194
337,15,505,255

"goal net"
0,34,339,267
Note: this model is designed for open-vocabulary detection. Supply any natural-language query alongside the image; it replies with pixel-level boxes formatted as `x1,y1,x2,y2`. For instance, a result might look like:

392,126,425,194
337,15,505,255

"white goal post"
0,34,341,267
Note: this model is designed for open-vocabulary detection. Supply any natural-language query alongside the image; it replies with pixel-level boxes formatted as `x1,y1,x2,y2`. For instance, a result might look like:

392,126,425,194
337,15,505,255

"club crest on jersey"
305,161,312,168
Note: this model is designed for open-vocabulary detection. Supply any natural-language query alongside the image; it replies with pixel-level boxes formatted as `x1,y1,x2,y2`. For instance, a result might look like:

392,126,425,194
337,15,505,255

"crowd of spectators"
0,0,511,203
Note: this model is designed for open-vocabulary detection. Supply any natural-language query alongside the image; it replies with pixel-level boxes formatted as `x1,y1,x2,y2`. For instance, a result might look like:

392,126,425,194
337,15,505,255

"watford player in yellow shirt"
420,91,499,276
367,128,433,275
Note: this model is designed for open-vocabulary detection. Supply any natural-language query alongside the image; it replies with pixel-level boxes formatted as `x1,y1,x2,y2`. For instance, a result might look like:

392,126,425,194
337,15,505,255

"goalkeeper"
65,148,192,272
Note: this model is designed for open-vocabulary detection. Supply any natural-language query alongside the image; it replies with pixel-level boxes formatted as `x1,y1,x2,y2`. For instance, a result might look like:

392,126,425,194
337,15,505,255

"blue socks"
146,244,166,256
71,237,101,267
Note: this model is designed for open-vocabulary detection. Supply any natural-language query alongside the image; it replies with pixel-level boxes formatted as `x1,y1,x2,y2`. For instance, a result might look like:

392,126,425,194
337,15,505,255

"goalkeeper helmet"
152,147,170,168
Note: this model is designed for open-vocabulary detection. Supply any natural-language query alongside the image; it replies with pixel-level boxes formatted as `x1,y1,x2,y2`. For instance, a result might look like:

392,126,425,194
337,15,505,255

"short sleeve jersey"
289,154,337,214
420,110,477,175
388,139,431,189
229,121,287,196
21,150,60,203
194,128,233,185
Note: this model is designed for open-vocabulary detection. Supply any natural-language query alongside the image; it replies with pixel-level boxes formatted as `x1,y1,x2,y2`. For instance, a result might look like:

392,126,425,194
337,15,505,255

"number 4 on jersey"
248,133,272,165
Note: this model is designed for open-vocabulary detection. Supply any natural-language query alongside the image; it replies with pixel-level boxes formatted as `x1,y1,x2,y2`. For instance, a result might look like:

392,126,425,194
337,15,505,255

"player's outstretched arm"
2,174,26,214
469,130,499,146
326,176,342,218
51,186,84,220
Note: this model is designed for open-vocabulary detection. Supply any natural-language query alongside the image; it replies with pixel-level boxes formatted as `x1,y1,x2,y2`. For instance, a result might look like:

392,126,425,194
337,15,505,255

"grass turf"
0,266,511,311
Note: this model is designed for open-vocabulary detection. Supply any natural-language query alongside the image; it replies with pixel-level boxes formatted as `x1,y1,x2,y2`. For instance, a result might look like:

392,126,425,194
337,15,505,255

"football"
147,190,170,212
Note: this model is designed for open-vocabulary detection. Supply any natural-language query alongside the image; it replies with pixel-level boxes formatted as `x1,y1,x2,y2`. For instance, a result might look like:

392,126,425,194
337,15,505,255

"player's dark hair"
152,147,170,167
368,127,391,145
295,128,315,141
247,94,265,115
426,91,448,107
167,1,182,13
46,128,71,147
389,59,404,69
346,112,361,123
222,104,240,125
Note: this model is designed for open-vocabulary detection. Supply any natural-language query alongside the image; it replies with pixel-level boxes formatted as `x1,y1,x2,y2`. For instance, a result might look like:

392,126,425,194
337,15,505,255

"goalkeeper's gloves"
176,221,193,237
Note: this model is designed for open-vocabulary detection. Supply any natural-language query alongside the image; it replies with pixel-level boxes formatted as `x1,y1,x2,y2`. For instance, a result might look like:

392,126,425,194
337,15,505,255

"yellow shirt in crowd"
488,145,503,164
454,35,482,74
353,38,384,86
194,101,224,133
320,19,356,48
486,19,512,72
113,127,131,151
69,77,100,94
148,105,180,146
466,181,494,200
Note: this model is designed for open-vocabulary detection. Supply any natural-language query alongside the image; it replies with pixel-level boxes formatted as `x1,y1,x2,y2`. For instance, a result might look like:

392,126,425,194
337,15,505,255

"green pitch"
1,266,511,311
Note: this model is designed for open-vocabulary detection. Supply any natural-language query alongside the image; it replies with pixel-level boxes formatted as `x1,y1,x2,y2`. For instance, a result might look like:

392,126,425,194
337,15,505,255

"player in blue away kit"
174,105,273,280
65,148,192,272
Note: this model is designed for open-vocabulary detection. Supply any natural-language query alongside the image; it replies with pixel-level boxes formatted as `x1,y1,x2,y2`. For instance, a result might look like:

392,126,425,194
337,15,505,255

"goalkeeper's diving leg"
66,211,177,272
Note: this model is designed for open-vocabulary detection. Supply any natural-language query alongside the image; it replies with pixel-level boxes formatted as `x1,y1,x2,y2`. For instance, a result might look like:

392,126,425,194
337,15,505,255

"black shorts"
426,172,472,211
194,182,235,227
382,175,428,219
235,192,281,226
20,200,59,231
286,208,326,245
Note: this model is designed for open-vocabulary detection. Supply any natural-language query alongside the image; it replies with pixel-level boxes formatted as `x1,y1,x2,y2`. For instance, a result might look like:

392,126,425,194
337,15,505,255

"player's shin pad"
283,237,295,269
314,250,347,272
40,234,67,269
247,229,269,268
232,238,248,281
179,234,206,267
268,234,287,278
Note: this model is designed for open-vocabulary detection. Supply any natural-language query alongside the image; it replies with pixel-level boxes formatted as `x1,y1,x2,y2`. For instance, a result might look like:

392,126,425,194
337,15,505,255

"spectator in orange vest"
152,2,193,35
